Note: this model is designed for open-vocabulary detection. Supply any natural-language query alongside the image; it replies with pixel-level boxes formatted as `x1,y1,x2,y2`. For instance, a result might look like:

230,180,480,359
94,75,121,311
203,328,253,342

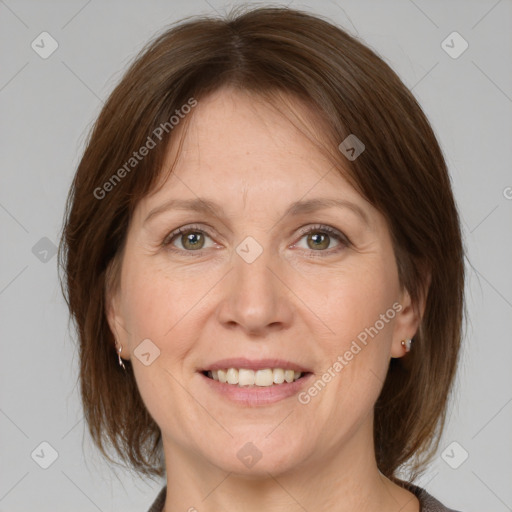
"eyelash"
162,223,350,257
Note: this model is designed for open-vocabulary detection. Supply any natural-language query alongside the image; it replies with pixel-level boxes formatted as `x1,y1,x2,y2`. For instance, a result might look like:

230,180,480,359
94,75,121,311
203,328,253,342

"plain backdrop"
1,0,511,511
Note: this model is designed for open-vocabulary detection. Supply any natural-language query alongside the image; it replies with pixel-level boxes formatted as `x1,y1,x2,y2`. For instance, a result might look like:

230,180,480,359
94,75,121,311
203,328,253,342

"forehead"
141,87,363,213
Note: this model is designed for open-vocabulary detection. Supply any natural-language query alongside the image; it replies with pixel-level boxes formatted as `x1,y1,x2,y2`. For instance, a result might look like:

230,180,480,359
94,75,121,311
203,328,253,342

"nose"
216,242,294,336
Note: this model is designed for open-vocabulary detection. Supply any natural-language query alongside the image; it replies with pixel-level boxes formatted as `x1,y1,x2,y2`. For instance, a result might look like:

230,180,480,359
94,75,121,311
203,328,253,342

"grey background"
1,0,511,510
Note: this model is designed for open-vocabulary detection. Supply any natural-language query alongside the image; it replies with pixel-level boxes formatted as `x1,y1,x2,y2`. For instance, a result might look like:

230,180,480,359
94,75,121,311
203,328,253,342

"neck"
161,419,419,512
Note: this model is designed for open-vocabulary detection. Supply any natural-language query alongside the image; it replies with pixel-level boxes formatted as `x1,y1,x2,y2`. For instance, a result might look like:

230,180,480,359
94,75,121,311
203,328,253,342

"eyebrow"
143,197,370,227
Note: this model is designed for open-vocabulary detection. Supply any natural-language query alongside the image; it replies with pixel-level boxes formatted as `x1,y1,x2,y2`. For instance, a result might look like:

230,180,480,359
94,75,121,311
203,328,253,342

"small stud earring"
115,340,126,370
401,338,413,353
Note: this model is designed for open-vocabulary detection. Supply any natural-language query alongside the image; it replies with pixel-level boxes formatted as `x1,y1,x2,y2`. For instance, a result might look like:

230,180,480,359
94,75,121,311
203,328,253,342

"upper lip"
200,358,312,373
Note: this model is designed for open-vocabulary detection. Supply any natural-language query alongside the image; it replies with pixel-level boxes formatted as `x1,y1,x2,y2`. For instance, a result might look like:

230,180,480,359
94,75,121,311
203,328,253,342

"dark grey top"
147,481,462,511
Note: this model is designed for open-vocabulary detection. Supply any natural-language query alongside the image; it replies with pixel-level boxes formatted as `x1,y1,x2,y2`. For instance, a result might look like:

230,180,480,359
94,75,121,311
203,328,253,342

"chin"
217,453,300,478
201,433,308,477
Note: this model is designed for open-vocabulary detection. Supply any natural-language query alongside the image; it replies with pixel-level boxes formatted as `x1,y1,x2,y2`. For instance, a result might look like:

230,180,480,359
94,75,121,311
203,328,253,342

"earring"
115,340,126,370
401,338,413,353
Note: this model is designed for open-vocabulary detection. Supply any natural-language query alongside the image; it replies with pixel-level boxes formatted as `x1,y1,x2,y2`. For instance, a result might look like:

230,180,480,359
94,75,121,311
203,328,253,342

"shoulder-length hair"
58,5,465,482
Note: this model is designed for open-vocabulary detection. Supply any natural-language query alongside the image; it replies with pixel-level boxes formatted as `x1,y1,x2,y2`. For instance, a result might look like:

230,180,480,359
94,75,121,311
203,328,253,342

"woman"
58,6,465,512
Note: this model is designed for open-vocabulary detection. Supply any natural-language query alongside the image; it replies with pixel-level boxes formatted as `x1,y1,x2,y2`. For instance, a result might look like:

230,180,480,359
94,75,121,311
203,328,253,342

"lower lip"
199,372,313,406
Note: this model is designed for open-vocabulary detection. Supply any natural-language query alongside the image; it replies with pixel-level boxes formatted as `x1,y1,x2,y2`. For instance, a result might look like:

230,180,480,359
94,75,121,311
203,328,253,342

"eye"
293,224,350,256
162,224,215,253
162,223,350,256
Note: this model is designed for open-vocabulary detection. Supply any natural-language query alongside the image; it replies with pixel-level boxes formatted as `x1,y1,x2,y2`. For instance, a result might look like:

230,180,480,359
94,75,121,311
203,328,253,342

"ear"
105,261,130,361
390,275,430,358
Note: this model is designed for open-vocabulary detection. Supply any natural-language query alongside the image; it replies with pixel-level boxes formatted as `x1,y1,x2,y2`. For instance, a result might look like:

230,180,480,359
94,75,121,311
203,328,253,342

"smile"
199,370,313,406
203,368,307,387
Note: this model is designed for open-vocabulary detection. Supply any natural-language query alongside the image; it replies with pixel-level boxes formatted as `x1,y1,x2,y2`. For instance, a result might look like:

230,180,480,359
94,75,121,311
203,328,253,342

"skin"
107,87,425,512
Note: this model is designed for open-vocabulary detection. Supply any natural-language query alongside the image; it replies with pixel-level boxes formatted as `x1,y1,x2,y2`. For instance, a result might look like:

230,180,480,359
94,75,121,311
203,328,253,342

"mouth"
200,368,312,387
198,358,313,387
197,359,314,406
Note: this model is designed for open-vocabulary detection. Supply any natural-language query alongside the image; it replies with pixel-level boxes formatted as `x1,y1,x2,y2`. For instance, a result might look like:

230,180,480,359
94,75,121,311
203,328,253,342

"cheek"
323,260,398,342
120,260,190,350
120,257,218,379
310,258,399,414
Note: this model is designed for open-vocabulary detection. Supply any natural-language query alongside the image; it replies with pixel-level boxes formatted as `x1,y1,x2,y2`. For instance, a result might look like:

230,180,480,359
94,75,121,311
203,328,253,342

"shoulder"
400,480,464,512
147,485,166,512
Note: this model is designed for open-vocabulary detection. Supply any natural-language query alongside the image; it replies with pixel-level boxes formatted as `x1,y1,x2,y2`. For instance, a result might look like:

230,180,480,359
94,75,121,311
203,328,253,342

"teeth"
273,368,285,384
208,368,303,387
239,368,254,386
255,369,273,386
226,368,238,385
284,369,295,383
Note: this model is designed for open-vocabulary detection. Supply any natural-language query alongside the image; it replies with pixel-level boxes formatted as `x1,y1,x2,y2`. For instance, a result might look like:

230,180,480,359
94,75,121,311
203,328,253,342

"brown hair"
58,5,465,483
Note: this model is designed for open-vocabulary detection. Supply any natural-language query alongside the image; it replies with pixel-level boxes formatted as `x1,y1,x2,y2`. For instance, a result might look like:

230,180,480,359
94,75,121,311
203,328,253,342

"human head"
58,5,464,483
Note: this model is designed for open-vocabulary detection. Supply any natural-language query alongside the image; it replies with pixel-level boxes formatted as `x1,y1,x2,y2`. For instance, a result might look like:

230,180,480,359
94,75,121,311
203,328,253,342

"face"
107,87,420,478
